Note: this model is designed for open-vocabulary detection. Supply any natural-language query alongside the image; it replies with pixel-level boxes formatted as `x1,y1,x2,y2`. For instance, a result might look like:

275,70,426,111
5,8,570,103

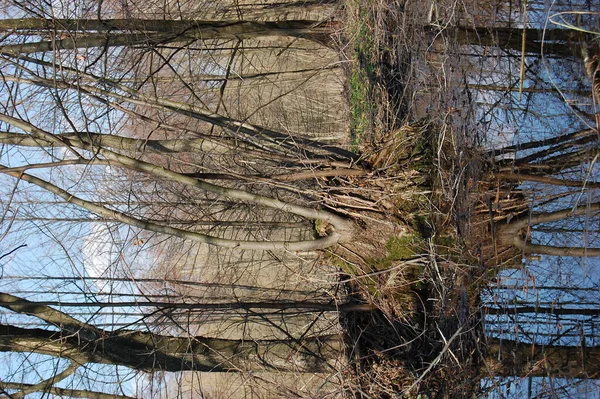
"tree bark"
0,292,342,373
447,26,589,57
0,18,335,55
0,324,341,372
6,168,349,250
0,130,234,154
0,382,135,399
484,337,600,378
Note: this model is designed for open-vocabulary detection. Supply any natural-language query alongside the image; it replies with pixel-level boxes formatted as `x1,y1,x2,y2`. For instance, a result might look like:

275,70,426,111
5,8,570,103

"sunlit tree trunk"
0,292,342,373
0,324,341,373
0,18,336,55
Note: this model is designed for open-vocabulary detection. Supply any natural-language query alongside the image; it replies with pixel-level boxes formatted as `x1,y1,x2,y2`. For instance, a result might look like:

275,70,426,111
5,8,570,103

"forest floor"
335,0,509,397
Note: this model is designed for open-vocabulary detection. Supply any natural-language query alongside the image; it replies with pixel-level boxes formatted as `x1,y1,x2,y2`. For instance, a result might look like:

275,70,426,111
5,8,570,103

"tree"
0,292,344,373
484,337,600,378
447,26,591,57
0,18,337,56
0,11,359,250
499,202,600,257
447,2,600,396
0,3,363,397
0,291,348,397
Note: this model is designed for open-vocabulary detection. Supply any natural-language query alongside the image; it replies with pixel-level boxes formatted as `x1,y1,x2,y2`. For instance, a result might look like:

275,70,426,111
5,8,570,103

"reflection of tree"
488,123,599,258
484,305,600,316
485,337,600,378
449,26,590,57
500,202,600,257
451,1,600,393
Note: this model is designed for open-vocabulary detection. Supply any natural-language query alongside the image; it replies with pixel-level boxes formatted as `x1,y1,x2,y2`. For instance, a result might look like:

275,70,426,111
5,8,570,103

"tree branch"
0,292,101,340
0,382,135,399
10,361,79,399
500,202,600,257
0,115,354,248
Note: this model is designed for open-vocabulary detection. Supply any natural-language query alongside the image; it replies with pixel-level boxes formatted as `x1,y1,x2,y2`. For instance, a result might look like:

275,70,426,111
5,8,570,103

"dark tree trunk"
447,26,588,57
484,306,600,317
485,337,600,378
0,324,341,373
0,292,342,373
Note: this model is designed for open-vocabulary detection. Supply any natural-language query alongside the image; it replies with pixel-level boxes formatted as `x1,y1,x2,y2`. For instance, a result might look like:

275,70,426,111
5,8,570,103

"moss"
364,256,392,271
434,234,456,255
329,255,358,276
349,66,372,147
353,235,423,276
346,0,377,148
314,219,330,238
406,264,427,291
386,235,419,260
327,254,380,295
327,233,428,301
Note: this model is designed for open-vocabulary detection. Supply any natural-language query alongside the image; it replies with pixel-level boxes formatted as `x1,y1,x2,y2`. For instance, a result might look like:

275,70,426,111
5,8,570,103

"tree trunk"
0,383,134,399
484,306,600,317
0,324,341,372
493,172,600,189
0,292,343,373
447,26,588,57
0,18,335,55
488,129,596,160
0,114,355,249
484,337,600,378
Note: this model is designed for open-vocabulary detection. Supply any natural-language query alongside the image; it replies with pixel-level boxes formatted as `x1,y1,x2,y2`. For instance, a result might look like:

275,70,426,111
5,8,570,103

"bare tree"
499,202,600,257
0,18,338,56
0,291,345,397
0,4,359,397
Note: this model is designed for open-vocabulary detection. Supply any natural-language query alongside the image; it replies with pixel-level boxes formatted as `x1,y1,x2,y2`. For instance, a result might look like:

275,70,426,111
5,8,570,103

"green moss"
327,234,428,299
327,255,379,295
313,219,329,238
355,235,422,275
346,0,377,148
434,234,455,248
349,67,371,147
329,255,358,276
364,256,392,271
386,235,419,260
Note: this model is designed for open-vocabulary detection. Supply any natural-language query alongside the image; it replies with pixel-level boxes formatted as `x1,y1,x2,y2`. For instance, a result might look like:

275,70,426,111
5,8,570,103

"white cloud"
82,221,121,293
